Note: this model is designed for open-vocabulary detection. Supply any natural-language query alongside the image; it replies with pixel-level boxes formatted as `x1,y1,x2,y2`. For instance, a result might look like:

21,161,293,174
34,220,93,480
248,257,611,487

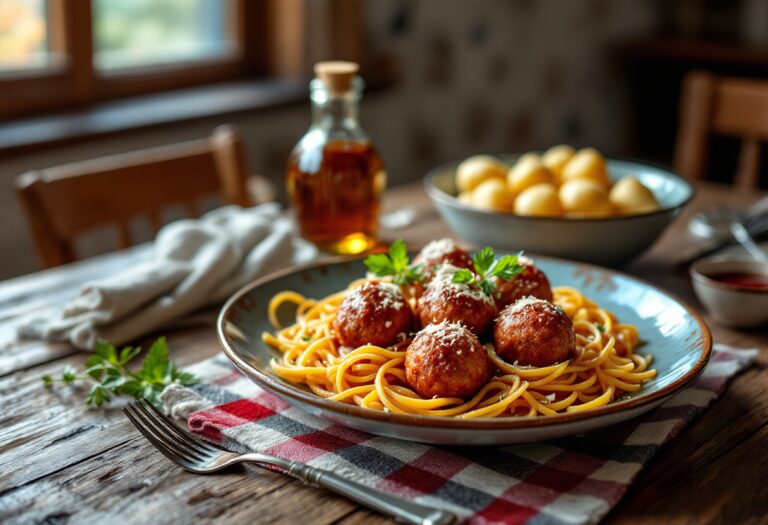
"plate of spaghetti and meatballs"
218,239,711,445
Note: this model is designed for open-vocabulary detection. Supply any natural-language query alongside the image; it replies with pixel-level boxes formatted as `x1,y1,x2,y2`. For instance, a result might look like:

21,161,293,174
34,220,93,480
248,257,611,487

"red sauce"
709,272,768,290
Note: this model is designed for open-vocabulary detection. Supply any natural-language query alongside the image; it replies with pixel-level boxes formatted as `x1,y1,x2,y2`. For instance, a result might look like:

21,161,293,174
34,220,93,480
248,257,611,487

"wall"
0,0,658,279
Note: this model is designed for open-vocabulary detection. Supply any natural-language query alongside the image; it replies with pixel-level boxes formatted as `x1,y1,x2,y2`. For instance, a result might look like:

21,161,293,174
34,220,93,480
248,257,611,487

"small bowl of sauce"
707,272,768,291
691,257,768,327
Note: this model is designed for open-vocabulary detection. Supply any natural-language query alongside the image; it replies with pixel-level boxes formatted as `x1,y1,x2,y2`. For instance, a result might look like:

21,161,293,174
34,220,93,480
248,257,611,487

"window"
0,0,51,72
0,0,264,120
0,0,363,122
92,0,236,71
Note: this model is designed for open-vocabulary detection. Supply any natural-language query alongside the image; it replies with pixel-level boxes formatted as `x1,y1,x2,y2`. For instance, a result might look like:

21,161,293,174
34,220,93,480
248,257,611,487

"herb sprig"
364,239,424,285
42,337,197,407
453,247,524,296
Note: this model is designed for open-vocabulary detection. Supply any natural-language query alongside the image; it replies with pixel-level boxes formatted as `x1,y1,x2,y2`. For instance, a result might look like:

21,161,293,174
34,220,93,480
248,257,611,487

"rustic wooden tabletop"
1,181,766,524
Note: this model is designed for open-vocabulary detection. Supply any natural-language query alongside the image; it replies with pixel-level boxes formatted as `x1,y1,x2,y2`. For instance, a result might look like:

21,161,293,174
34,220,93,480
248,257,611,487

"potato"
472,178,515,212
457,191,475,205
561,148,611,189
558,179,612,217
456,155,507,193
541,144,576,179
516,152,541,165
514,183,562,217
508,157,556,194
609,177,659,215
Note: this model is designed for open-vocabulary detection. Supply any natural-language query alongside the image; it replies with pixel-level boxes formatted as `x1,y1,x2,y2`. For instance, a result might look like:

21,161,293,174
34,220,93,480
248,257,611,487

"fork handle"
287,461,457,525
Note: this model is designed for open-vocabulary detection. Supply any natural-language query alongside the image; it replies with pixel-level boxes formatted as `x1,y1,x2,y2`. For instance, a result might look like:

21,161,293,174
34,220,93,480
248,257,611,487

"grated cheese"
418,238,460,262
427,264,494,305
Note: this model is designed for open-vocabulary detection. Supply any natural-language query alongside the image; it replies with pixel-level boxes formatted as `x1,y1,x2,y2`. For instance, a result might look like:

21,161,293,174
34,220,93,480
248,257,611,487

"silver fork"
124,399,457,525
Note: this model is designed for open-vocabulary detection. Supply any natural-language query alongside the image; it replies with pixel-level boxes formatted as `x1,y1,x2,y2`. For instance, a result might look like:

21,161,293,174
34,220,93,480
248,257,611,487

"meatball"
492,257,553,310
414,238,473,276
405,322,490,398
417,265,497,336
333,281,413,348
493,298,576,367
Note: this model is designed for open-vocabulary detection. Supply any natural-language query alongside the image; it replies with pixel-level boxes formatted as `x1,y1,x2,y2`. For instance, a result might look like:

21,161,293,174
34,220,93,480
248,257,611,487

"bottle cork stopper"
314,61,359,95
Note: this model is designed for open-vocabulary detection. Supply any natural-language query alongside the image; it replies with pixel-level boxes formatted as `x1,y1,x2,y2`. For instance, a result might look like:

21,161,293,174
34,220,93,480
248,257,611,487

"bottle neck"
309,77,365,136
311,96,360,130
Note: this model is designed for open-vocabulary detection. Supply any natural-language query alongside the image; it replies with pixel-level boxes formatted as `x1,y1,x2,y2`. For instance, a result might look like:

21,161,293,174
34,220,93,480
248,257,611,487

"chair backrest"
16,125,252,268
674,71,768,189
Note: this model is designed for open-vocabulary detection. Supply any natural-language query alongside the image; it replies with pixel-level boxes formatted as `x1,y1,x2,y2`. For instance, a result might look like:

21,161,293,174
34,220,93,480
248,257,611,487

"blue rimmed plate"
218,255,711,445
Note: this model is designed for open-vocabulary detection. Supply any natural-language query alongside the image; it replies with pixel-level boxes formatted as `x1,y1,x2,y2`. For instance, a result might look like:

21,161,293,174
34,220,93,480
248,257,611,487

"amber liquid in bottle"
287,140,384,254
287,62,386,254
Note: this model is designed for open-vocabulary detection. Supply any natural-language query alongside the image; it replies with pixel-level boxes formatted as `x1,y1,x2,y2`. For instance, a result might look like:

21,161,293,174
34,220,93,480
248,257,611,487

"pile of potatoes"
455,146,659,218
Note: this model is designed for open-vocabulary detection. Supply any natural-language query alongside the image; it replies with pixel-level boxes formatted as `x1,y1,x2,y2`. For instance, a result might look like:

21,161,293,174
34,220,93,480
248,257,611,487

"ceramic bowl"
690,257,768,327
218,254,711,445
424,157,693,267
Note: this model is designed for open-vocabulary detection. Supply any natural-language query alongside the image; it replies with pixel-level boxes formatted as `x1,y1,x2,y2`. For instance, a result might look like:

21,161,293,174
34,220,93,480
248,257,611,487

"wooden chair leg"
15,172,75,268
212,125,252,208
735,138,761,190
674,71,716,181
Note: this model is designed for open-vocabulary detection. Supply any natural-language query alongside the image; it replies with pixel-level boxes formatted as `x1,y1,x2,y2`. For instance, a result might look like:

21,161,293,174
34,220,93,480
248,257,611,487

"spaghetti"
263,283,656,418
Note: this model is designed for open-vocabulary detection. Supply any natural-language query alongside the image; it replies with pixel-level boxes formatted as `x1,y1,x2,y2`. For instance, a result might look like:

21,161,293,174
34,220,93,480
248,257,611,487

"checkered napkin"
160,344,756,525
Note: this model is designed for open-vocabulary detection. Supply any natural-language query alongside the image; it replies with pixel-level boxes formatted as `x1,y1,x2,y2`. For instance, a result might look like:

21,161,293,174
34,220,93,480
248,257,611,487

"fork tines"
123,399,219,470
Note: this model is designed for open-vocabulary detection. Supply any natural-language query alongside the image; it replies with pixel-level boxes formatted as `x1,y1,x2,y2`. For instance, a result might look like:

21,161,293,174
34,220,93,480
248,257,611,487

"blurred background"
1,0,767,279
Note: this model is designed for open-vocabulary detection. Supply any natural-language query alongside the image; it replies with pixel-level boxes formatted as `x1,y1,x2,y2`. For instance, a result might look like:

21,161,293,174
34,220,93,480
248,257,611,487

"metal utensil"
681,196,768,266
124,400,457,525
729,220,768,262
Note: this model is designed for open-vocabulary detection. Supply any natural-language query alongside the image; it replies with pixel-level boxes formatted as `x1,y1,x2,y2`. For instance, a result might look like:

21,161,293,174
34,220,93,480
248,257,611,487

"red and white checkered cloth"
161,344,756,525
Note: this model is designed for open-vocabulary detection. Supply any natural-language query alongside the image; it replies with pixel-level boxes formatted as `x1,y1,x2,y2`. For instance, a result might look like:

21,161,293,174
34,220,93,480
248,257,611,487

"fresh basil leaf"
407,264,425,283
85,364,106,381
175,372,198,387
85,354,106,380
119,346,141,365
490,254,524,281
118,380,144,398
389,239,409,273
94,341,118,364
61,366,78,384
473,247,495,277
452,268,474,284
480,279,497,296
141,337,169,383
363,253,394,276
44,336,199,408
86,384,111,407
102,368,124,389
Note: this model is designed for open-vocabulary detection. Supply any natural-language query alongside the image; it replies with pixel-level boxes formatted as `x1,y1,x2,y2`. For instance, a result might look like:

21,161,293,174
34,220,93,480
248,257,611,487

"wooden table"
1,182,766,524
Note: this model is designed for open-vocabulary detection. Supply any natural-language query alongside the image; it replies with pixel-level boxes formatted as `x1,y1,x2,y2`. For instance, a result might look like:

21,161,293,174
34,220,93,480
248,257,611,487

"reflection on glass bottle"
286,61,386,254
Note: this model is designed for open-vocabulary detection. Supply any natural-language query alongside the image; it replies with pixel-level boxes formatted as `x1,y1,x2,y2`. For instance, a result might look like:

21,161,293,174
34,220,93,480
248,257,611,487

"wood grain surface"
1,181,766,524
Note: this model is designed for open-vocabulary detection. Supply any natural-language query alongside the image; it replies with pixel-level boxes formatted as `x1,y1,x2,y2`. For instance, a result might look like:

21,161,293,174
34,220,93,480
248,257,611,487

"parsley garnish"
41,337,197,407
596,323,606,333
364,239,424,285
452,247,524,296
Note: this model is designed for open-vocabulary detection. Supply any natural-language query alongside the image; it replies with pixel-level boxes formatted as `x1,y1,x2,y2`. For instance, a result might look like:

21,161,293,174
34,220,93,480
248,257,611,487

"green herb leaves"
452,268,474,284
364,239,424,285
364,241,523,296
452,247,524,296
42,337,198,407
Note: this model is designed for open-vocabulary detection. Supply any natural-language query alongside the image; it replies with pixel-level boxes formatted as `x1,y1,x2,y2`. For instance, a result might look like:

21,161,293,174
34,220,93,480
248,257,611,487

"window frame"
0,0,266,119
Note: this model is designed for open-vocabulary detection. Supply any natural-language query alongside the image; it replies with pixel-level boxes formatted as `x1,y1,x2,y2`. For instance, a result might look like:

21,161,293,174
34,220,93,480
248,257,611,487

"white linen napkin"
17,203,317,349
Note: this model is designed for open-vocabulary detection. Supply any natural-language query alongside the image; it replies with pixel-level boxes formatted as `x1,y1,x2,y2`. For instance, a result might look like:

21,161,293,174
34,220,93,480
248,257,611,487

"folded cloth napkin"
161,344,756,525
18,203,317,349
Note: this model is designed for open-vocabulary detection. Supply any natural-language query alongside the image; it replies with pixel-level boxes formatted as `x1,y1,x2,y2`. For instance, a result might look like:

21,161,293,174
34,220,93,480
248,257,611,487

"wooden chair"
674,71,768,189
16,125,252,268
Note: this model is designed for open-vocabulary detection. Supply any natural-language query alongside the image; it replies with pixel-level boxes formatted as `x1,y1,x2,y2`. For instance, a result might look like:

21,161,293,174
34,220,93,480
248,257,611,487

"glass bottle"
286,61,386,254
